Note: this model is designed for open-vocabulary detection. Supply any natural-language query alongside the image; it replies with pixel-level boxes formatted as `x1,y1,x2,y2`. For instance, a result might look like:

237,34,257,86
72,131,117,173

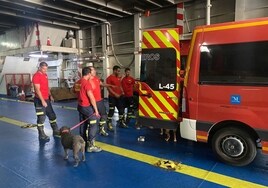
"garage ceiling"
0,0,182,33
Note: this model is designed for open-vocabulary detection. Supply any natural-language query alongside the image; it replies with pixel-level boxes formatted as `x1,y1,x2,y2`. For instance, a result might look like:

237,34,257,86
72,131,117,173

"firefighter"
89,66,114,136
106,65,127,130
75,67,101,152
32,61,60,141
121,68,136,124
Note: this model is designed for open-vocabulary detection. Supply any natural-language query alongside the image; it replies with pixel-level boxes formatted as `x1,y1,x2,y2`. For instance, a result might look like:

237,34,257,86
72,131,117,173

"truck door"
138,29,181,129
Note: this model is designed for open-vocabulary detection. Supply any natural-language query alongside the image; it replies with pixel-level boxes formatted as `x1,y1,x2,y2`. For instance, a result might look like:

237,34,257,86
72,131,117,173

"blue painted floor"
0,98,268,188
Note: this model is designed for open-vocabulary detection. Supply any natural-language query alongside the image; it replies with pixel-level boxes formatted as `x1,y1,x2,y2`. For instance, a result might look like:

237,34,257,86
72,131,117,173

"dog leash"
70,113,99,131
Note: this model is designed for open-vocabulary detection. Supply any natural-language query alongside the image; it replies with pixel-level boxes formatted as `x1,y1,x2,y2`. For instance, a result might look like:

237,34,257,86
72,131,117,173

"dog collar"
61,129,70,133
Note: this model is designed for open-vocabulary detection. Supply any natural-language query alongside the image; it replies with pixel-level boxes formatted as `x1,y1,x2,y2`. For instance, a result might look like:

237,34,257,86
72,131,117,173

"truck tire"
212,127,257,166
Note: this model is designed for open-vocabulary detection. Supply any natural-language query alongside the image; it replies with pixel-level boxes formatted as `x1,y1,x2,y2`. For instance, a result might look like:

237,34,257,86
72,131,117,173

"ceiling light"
29,54,48,58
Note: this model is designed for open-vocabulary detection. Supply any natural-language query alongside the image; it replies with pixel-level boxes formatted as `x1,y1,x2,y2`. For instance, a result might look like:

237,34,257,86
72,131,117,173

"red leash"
70,117,89,131
70,113,99,131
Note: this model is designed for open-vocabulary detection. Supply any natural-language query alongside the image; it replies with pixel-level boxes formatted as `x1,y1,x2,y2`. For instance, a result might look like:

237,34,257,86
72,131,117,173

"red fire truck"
137,17,268,166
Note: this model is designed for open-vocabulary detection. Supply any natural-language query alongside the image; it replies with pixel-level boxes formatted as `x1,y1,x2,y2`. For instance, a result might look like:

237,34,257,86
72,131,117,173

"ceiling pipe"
86,0,132,15
64,0,124,18
166,0,175,4
0,0,99,24
145,0,163,7
0,9,80,29
23,0,107,22
206,0,212,25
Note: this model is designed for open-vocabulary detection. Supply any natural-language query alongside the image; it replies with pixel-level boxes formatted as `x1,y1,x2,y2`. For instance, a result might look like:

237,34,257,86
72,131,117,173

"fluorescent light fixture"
29,54,48,58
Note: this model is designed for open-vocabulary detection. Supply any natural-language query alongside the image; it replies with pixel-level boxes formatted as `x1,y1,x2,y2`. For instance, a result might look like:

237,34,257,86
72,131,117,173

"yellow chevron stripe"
154,92,177,119
147,97,169,119
139,98,156,118
154,31,180,59
167,29,179,42
140,97,168,119
142,42,147,49
138,109,145,116
143,32,160,48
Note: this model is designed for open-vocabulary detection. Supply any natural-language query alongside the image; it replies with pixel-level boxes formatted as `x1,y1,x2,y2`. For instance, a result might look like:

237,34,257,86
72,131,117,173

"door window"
141,48,177,91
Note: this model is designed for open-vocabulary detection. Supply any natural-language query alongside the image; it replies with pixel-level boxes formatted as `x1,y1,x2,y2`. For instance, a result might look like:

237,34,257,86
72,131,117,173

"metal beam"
166,0,175,3
0,4,78,25
0,0,98,24
145,0,163,7
0,9,80,29
23,0,107,22
86,0,132,15
64,0,124,18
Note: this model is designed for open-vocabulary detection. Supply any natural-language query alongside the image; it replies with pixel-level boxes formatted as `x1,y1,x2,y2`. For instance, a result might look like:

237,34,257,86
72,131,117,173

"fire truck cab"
137,17,268,166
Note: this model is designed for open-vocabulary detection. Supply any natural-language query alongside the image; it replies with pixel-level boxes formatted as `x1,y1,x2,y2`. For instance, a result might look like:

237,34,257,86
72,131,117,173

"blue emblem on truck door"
231,95,241,105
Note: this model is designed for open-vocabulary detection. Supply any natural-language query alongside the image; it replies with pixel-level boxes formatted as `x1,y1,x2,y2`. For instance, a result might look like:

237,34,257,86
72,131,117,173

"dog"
59,126,86,167
160,129,177,142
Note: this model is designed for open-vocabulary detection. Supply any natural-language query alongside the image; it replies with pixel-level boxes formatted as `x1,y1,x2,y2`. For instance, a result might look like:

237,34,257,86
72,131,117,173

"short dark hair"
39,62,48,67
113,65,120,71
82,67,91,76
125,68,130,72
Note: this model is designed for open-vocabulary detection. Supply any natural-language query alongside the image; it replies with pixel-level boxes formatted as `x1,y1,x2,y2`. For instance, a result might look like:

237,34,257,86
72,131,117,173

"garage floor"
0,97,268,188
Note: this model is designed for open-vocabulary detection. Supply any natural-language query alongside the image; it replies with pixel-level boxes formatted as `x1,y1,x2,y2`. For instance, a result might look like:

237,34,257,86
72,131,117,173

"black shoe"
118,121,128,128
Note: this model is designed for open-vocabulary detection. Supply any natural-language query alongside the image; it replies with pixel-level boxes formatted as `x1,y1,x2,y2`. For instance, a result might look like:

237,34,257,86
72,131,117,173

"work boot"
107,121,114,131
51,123,60,136
37,126,50,141
99,126,109,136
118,119,128,128
86,141,102,153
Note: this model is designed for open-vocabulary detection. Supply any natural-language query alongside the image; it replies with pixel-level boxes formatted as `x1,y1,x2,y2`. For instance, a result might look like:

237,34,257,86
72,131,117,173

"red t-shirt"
121,76,135,97
106,74,123,97
76,78,93,107
32,71,49,100
90,76,102,102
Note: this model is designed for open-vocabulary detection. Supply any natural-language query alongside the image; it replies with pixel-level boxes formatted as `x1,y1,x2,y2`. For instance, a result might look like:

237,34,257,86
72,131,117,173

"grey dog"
59,126,86,167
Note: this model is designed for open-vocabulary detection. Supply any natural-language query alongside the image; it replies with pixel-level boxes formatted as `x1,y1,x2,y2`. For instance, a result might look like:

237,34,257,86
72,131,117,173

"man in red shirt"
75,67,101,152
121,68,136,123
106,65,127,130
32,61,59,141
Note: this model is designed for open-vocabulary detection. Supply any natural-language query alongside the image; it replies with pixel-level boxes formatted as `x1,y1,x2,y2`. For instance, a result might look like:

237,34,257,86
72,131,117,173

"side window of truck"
199,41,268,85
141,48,177,91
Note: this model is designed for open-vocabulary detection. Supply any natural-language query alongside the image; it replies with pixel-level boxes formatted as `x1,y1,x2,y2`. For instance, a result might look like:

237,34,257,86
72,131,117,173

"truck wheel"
212,127,257,166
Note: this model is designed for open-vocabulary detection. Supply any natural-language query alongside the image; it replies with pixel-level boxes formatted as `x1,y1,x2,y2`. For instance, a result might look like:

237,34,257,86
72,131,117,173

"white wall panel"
0,56,39,94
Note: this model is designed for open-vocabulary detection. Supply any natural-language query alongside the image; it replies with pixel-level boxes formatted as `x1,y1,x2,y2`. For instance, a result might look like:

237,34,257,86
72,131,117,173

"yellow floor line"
0,97,77,110
0,116,267,188
96,141,268,188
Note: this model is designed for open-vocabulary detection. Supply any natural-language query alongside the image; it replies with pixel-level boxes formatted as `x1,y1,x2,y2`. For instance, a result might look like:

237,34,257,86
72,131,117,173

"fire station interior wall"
0,56,39,95
0,26,26,52
184,0,235,33
106,17,135,77
0,24,68,53
235,0,268,21
23,24,68,48
141,8,176,30
81,26,103,54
